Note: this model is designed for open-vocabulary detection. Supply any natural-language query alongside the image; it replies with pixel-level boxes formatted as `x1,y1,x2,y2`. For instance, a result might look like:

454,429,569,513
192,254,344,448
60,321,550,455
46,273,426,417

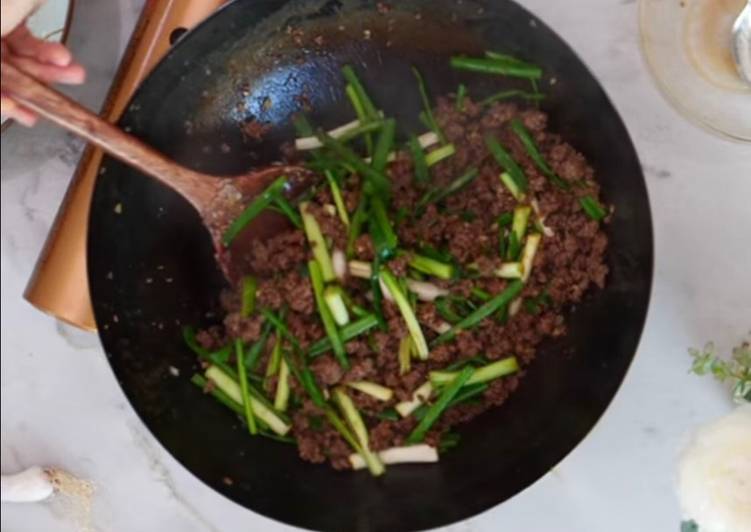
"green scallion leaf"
406,366,475,443
222,176,287,245
579,195,608,221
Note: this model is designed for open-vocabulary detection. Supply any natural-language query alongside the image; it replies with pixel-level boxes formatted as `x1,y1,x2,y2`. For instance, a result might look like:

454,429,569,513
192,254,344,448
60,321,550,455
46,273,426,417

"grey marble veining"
2,1,750,531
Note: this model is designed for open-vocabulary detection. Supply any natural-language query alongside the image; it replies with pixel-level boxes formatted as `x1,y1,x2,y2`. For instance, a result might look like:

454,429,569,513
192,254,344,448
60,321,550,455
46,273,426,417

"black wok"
88,1,653,530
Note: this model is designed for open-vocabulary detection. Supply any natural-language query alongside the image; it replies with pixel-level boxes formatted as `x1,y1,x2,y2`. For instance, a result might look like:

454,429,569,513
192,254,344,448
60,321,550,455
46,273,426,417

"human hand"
1,0,85,126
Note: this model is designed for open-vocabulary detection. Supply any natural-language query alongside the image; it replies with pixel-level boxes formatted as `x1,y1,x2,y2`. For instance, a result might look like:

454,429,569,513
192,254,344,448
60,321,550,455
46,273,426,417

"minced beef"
199,97,609,470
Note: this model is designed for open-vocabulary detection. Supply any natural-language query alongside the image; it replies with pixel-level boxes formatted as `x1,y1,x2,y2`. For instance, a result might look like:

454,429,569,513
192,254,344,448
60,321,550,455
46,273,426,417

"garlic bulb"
677,405,751,532
1,466,54,503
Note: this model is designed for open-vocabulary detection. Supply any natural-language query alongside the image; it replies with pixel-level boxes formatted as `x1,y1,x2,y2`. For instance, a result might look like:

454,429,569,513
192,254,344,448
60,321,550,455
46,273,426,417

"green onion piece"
470,287,491,302
324,285,350,326
324,406,361,450
308,314,379,357
511,205,532,246
408,134,429,184
222,176,287,245
235,339,258,435
499,172,525,201
344,84,373,154
345,84,368,123
272,193,303,228
335,119,385,143
485,135,528,192
325,170,350,227
300,201,336,282
435,297,464,323
498,212,514,227
380,268,429,359
317,132,390,196
509,119,569,189
346,381,394,401
183,327,234,376
245,320,274,372
406,367,475,444
495,262,523,279
308,260,348,369
412,382,489,421
371,118,396,172
425,144,456,167
370,195,398,256
341,65,379,121
333,387,368,446
265,331,282,378
479,89,545,106
408,253,454,280
579,195,608,221
484,50,527,63
333,387,385,476
398,336,412,375
260,308,301,351
370,257,387,329
191,373,244,415
456,83,467,111
374,408,401,422
274,359,290,411
240,276,257,318
412,66,446,143
520,233,542,282
506,230,521,261
430,356,519,387
324,407,384,476
449,381,488,405
194,376,292,446
432,280,524,345
418,167,479,208
450,56,542,80
395,381,433,417
282,350,326,407
346,193,368,257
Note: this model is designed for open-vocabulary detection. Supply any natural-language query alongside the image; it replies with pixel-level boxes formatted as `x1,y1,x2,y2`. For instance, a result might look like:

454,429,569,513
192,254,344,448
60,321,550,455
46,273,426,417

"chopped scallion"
309,260,348,369
408,253,454,280
240,276,257,318
406,367,474,444
300,201,336,282
222,176,287,245
430,356,519,387
425,143,456,167
380,268,429,359
450,55,542,80
579,195,608,220
486,135,528,192
432,280,524,345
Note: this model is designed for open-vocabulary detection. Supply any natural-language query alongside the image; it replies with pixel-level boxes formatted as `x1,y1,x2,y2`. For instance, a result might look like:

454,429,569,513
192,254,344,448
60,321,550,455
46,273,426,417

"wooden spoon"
1,60,313,283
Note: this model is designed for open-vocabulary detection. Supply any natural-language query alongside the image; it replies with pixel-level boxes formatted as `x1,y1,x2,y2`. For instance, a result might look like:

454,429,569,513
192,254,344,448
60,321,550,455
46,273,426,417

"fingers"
5,25,72,66
6,55,86,84
1,94,37,126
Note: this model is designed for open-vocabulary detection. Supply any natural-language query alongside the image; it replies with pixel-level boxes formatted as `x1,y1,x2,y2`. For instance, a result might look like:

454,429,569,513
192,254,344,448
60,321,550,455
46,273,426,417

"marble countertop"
1,0,749,531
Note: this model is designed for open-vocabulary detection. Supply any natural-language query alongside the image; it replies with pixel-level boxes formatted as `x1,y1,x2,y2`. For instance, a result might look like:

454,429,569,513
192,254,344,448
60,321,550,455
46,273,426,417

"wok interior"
88,1,652,530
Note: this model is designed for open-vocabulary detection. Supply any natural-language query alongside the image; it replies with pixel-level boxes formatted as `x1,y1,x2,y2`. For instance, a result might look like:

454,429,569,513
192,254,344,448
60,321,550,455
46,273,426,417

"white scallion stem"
346,381,394,401
1,466,55,503
332,249,347,280
349,444,439,469
295,119,362,150
395,382,433,417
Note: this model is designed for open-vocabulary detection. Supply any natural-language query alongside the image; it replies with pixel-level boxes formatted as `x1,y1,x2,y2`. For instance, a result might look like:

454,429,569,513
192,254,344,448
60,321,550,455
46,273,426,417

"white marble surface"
1,0,749,531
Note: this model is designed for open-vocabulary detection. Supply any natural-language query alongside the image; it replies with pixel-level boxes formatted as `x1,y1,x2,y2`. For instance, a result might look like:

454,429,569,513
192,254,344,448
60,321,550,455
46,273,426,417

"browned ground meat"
200,98,609,470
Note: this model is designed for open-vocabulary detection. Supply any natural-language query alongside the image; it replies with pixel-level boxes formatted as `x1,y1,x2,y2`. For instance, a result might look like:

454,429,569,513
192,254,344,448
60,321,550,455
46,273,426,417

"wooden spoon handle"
1,60,216,211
